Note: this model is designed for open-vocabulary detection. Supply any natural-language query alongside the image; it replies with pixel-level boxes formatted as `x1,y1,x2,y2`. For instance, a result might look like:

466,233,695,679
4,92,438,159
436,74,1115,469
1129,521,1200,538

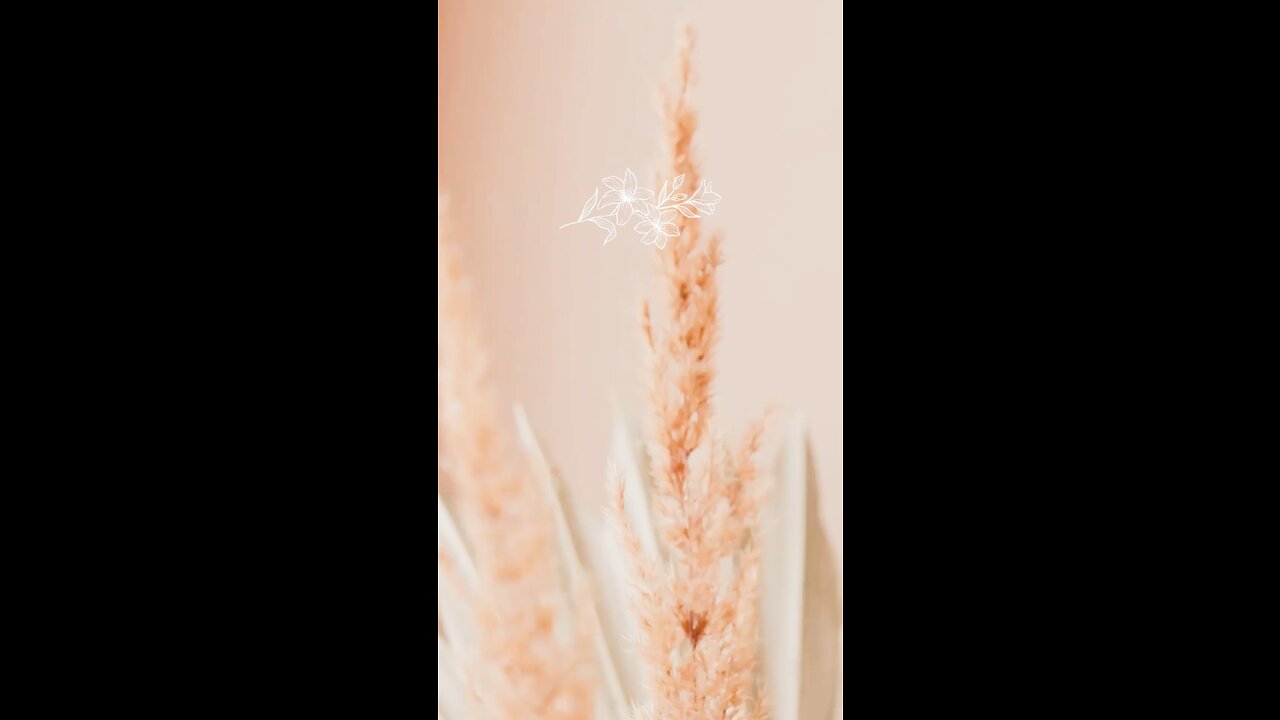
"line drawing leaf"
580,188,599,221
658,180,669,206
674,174,685,189
589,216,617,245
674,204,698,218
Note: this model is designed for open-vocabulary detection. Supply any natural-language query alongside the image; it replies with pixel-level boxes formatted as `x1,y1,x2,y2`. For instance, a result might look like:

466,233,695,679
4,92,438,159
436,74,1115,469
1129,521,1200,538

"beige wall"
440,0,843,594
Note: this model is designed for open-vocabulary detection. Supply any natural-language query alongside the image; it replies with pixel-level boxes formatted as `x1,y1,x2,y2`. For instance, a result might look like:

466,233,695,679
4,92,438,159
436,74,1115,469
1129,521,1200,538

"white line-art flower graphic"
601,169,653,225
635,209,679,247
560,169,721,249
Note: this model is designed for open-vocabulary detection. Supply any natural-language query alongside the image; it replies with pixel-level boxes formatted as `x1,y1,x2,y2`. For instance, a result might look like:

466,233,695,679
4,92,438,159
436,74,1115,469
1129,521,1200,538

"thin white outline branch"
560,169,721,249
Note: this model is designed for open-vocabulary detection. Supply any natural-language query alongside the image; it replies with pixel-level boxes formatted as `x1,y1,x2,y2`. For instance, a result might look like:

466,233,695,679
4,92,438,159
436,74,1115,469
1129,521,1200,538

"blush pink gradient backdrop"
440,0,843,685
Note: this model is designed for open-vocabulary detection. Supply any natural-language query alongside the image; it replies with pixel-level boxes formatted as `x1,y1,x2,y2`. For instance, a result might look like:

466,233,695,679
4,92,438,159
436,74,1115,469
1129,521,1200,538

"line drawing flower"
560,169,720,247
635,209,678,249
600,169,653,226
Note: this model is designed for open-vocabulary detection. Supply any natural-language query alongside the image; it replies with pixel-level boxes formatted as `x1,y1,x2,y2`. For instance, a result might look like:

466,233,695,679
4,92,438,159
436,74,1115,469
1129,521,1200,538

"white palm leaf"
759,416,843,720
512,403,630,720
436,495,477,720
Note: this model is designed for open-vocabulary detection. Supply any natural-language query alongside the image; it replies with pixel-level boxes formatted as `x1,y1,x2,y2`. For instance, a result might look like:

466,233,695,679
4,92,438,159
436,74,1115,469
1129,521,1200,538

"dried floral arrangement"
438,25,841,720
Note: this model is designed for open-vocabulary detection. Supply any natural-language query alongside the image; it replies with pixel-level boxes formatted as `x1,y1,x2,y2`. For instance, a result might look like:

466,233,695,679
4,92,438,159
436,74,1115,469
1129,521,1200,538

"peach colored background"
440,0,843,655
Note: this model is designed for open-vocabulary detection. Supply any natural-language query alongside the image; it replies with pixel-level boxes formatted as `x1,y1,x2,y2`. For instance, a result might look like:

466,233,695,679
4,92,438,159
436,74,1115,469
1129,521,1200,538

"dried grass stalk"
615,26,771,720
438,195,594,719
